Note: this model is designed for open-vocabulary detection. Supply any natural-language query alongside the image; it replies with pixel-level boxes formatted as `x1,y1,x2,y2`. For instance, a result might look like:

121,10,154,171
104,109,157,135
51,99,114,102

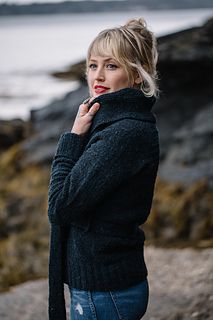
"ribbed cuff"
55,132,88,161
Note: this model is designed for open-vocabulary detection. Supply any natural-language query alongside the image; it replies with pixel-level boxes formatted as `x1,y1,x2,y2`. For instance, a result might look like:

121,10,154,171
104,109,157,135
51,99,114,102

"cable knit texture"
48,87,159,319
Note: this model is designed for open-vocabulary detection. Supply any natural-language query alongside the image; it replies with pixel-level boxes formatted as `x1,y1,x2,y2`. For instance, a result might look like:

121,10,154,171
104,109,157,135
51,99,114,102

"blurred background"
0,1,213,319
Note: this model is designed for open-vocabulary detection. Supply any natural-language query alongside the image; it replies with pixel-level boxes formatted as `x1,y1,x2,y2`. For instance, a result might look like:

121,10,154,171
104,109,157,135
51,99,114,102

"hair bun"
122,18,155,53
124,18,147,32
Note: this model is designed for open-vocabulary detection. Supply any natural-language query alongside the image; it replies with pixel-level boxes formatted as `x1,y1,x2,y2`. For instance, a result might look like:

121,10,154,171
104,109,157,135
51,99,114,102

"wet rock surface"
0,247,212,320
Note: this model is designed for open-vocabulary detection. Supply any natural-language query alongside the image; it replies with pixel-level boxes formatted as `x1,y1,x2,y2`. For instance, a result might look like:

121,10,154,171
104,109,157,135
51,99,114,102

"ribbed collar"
89,87,156,135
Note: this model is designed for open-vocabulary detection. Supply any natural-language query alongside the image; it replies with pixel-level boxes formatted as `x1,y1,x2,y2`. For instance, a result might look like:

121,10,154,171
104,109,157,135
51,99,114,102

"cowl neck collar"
89,87,157,135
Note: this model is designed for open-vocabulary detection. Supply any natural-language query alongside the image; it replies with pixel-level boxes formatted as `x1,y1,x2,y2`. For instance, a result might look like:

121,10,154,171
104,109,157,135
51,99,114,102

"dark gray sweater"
48,87,159,319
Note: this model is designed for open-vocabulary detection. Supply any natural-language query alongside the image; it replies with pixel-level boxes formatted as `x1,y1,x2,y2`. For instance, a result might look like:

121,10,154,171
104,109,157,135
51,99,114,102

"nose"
95,66,105,81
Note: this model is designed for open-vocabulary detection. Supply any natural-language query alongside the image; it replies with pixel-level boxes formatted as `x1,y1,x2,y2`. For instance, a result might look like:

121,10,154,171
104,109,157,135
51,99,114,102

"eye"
106,63,118,70
89,63,97,70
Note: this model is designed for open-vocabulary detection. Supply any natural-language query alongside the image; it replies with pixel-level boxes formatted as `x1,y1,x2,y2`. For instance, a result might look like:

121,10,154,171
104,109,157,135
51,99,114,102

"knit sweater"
48,87,159,319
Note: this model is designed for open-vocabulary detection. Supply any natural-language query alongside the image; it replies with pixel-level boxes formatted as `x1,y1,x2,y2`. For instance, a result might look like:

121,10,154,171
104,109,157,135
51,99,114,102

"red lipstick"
94,85,110,94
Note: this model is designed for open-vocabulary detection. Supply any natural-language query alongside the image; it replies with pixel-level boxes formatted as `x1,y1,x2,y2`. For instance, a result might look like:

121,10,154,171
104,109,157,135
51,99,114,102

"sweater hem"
67,251,147,292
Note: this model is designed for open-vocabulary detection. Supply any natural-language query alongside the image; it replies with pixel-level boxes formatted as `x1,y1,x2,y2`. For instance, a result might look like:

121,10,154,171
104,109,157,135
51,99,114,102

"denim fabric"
69,278,149,320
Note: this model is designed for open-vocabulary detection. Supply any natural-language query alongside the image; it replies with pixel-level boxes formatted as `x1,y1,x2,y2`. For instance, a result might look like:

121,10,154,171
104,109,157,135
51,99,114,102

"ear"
134,76,142,85
133,71,142,85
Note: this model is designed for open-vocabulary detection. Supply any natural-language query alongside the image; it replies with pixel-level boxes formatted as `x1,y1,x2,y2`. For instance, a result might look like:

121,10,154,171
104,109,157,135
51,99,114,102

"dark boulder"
21,84,89,166
154,18,213,154
159,103,213,185
0,119,29,152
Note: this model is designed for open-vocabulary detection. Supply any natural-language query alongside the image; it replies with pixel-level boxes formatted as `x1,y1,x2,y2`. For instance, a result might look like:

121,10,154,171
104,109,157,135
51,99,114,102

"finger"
88,96,96,104
88,103,100,116
83,97,90,105
78,103,89,117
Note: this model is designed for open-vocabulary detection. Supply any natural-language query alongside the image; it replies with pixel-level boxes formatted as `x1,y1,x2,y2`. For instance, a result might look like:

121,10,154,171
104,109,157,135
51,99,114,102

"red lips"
94,85,110,94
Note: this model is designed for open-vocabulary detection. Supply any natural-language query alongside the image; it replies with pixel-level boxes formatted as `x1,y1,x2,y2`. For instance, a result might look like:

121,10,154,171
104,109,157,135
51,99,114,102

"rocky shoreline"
0,18,212,295
1,0,212,16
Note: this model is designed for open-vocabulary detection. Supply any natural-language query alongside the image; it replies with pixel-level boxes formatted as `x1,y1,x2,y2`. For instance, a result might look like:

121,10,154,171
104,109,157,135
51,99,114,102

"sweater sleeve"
48,120,158,226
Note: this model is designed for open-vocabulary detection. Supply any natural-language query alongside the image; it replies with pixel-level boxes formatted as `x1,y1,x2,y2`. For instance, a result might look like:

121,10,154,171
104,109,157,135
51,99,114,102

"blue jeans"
69,278,149,320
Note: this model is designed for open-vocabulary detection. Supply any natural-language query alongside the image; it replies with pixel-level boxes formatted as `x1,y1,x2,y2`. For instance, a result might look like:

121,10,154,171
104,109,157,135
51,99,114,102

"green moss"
144,178,213,245
0,227,49,292
0,152,50,292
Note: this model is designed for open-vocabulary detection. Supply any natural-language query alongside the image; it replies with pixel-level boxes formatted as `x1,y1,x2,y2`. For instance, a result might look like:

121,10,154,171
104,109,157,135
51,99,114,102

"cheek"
87,72,91,83
87,73,93,88
116,75,130,87
86,76,93,96
117,70,129,84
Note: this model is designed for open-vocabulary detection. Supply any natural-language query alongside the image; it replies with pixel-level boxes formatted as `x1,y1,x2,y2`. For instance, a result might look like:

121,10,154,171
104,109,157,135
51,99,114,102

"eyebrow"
89,57,115,62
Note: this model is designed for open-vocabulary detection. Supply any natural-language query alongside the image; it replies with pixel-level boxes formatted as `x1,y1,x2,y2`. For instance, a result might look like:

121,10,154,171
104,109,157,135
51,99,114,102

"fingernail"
83,97,90,104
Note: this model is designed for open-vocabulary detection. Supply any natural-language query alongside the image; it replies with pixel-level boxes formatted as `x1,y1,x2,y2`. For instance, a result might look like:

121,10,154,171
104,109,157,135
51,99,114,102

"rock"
0,164,49,291
154,18,213,162
0,85,89,291
144,179,213,244
158,103,213,185
0,119,30,152
157,18,213,62
21,84,89,165
143,247,213,320
51,60,87,83
0,247,212,320
0,280,49,320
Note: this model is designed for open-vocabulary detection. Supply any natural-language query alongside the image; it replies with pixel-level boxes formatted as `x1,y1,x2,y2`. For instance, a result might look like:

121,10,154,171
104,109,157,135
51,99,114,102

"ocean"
0,8,213,120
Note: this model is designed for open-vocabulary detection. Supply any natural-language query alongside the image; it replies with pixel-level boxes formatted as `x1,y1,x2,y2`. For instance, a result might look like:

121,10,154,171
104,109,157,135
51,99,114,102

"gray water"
0,9,212,120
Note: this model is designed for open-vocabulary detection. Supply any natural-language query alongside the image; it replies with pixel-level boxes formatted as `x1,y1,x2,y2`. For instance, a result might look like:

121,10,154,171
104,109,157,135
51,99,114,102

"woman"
48,18,159,320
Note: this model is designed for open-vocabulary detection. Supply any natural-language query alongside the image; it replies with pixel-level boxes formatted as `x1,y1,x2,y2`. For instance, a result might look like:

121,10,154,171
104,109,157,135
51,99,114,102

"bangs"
86,29,137,83
89,37,114,58
87,30,126,65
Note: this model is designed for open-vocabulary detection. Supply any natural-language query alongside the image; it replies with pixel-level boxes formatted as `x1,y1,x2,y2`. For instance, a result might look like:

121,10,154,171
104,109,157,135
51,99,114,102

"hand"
71,98,100,136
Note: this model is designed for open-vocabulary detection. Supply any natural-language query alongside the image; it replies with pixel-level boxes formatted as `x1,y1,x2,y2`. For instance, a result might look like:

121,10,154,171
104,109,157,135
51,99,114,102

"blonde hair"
86,18,159,97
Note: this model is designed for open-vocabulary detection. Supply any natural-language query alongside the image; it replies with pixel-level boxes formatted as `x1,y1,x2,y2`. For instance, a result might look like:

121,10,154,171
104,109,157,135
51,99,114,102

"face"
87,55,132,98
